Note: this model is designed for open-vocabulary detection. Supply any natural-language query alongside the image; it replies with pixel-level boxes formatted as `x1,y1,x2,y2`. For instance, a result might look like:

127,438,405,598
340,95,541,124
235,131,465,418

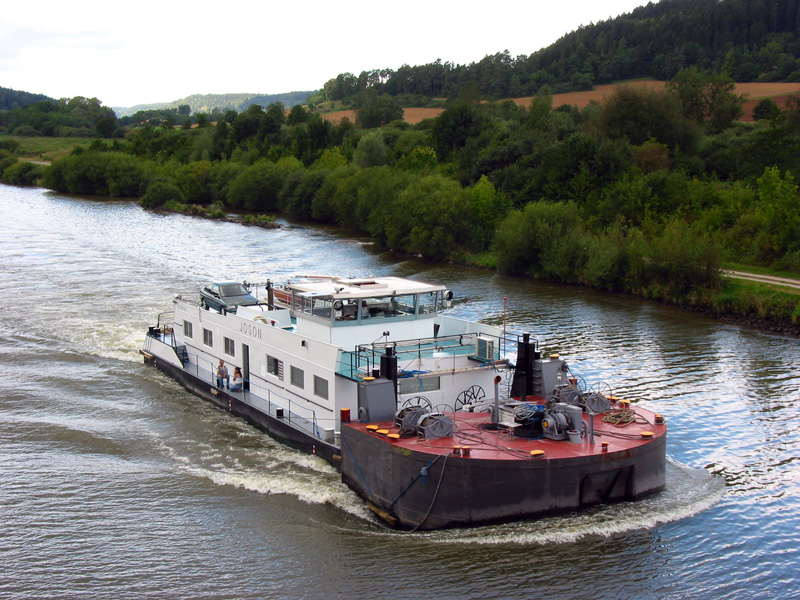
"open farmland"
319,81,800,125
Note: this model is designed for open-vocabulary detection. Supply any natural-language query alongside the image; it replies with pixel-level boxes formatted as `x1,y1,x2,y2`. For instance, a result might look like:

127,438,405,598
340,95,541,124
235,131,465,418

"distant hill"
114,90,317,118
0,86,54,111
319,0,800,102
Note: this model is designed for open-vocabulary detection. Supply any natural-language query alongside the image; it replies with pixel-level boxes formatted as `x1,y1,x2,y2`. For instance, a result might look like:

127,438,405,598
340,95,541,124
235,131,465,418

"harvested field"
319,81,800,125
525,80,667,110
321,107,443,125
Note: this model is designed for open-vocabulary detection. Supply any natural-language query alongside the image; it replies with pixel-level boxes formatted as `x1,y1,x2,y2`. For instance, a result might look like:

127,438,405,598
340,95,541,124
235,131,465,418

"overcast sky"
1,0,649,109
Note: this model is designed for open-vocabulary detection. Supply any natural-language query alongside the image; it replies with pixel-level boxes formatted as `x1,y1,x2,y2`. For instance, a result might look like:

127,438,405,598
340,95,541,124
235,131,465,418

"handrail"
178,349,334,440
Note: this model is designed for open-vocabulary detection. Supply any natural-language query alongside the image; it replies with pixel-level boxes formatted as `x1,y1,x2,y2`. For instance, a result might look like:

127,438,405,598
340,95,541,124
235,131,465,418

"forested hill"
114,90,316,118
0,86,54,111
319,0,800,102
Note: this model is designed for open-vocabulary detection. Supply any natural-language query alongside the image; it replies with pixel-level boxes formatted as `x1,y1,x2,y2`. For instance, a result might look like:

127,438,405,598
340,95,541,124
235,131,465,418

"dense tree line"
0,86,54,111
317,0,800,104
0,97,121,138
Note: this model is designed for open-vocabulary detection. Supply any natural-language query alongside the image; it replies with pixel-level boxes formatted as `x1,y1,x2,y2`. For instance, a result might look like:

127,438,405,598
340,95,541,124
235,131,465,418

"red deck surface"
345,404,666,461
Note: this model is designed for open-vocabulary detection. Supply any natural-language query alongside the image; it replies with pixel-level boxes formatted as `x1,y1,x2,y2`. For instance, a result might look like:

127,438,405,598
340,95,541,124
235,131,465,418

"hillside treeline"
0,86,54,111
26,66,800,328
116,91,315,119
0,96,120,138
318,0,800,103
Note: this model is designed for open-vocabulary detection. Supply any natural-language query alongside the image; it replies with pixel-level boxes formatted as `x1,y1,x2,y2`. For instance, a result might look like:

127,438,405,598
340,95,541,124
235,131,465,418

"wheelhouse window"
290,366,304,389
224,337,235,357
314,375,329,400
203,328,213,347
267,355,283,380
357,294,418,320
184,320,193,338
418,291,443,315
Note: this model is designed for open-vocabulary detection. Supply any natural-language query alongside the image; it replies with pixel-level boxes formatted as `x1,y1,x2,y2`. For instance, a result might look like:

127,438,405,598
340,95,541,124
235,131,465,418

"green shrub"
142,179,184,208
494,201,583,277
579,222,630,291
3,161,43,185
627,219,721,301
162,199,189,212
243,214,276,225
44,151,149,197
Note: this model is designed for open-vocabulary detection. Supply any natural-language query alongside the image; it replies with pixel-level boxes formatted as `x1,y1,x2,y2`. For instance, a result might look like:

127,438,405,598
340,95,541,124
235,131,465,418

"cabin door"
241,343,250,391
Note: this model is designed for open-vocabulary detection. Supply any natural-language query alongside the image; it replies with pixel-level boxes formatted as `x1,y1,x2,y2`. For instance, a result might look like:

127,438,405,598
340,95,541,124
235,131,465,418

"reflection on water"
1,185,799,600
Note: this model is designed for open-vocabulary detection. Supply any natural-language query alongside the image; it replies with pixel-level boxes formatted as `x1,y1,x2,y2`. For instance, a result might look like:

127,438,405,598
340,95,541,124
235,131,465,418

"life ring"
333,300,343,310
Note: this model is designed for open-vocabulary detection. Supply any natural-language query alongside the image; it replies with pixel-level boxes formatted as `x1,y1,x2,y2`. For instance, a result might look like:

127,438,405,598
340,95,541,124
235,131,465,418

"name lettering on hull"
240,322,263,339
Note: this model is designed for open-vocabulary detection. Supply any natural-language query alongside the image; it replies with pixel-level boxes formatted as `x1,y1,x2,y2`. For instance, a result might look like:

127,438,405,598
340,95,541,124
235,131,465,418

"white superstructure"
144,275,509,448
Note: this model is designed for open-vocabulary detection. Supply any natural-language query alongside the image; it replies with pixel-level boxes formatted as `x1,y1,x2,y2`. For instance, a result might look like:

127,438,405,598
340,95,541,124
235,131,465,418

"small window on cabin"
399,376,440,395
224,337,235,357
267,355,283,380
290,366,304,389
184,320,193,338
314,375,329,400
203,328,213,347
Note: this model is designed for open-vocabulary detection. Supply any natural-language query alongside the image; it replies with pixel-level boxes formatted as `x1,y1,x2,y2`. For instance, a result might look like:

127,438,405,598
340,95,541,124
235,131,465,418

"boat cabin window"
203,328,213,347
331,293,423,324
361,293,417,319
291,366,304,389
418,291,445,315
314,375,329,400
399,376,441,394
267,355,283,380
184,320,193,339
224,337,235,357
291,288,446,325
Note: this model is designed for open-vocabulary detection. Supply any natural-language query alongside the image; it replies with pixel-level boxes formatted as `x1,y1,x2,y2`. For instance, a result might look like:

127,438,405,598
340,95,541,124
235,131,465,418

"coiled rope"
602,408,640,426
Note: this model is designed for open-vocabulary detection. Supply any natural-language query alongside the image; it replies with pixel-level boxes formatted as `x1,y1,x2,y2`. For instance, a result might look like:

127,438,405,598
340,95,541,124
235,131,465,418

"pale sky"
1,0,649,109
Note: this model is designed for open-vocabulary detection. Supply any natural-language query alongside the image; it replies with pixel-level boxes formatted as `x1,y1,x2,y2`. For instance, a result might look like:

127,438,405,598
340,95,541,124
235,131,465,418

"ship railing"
146,311,176,343
145,311,189,364
336,332,509,380
184,351,333,443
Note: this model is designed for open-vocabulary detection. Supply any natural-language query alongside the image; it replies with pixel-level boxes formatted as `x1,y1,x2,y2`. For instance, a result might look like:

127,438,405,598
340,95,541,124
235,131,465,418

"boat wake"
156,418,376,523
413,457,724,544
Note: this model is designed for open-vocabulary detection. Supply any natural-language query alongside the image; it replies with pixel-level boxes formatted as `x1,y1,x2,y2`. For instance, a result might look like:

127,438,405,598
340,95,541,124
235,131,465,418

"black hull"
144,355,340,467
341,425,667,531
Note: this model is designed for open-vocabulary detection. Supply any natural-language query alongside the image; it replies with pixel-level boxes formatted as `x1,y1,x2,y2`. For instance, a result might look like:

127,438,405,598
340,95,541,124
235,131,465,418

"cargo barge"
141,274,666,530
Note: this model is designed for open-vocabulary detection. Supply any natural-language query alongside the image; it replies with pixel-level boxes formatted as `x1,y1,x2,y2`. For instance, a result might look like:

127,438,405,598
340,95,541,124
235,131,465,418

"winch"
512,401,589,440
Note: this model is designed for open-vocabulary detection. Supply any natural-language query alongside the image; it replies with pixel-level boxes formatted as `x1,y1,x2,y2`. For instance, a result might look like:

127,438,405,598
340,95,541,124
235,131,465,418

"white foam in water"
418,458,725,545
159,427,376,522
183,461,376,522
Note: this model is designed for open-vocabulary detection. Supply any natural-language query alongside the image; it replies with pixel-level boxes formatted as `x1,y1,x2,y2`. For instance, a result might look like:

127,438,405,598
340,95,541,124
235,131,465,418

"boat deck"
345,404,666,461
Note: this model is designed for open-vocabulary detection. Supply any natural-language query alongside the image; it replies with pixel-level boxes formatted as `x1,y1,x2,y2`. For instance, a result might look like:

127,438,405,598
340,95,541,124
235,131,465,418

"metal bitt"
380,346,397,381
380,346,398,401
493,375,502,425
266,280,274,310
523,333,532,401
510,332,539,400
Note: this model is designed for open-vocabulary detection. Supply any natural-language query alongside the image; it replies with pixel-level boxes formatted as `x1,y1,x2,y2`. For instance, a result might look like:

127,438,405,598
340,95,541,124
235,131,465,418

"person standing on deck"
216,360,229,388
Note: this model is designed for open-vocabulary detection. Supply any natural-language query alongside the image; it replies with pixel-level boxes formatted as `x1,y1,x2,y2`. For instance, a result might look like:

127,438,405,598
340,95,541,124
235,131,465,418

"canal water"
1,184,798,600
